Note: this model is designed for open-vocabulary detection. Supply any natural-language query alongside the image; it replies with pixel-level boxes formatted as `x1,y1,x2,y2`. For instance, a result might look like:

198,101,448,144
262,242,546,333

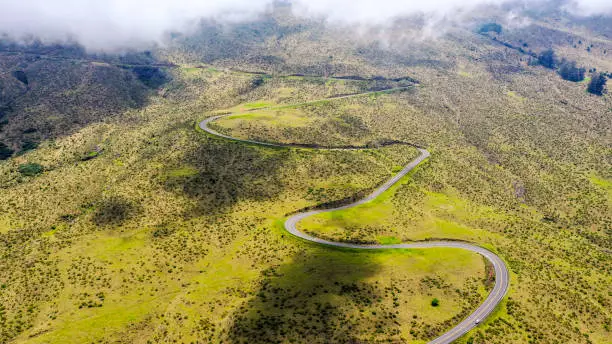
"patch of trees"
558,60,585,82
0,142,13,160
478,23,502,34
489,36,537,58
0,118,7,129
18,162,44,176
251,75,265,88
587,73,607,96
19,140,39,154
123,66,170,88
537,49,592,83
12,70,28,85
538,49,557,69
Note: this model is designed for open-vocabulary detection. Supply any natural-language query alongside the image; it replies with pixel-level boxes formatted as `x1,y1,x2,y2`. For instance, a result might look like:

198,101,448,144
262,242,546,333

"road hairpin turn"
199,90,509,344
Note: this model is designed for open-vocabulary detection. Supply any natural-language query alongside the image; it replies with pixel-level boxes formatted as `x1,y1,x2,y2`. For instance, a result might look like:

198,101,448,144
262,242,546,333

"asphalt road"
199,93,509,344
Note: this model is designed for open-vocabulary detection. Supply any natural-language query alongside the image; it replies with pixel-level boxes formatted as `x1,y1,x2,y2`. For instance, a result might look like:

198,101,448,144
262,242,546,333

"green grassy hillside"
0,68,487,343
0,4,610,344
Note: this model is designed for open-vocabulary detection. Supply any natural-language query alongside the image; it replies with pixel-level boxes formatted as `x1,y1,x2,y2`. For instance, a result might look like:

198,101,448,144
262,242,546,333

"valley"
0,2,610,343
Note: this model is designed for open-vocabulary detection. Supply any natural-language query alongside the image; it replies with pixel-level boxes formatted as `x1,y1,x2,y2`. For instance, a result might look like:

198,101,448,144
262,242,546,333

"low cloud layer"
0,0,610,51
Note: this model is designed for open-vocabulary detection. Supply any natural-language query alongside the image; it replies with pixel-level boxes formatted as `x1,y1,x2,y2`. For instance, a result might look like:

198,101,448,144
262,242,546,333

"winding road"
199,90,509,344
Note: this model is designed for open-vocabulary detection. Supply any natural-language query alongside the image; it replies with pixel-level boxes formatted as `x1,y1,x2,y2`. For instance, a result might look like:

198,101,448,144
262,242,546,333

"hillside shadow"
0,44,171,154
224,247,406,344
92,195,142,227
162,138,291,217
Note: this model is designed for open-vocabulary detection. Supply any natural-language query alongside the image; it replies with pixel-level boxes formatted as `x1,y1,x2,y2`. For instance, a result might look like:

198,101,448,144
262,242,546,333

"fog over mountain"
0,0,610,50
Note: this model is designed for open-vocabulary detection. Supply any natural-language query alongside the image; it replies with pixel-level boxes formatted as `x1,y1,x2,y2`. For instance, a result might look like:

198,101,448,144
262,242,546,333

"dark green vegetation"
0,3,610,344
537,50,588,82
588,73,607,95
0,142,13,160
431,298,440,307
558,60,585,82
11,71,28,85
17,162,43,176
480,23,609,95
478,23,502,34
122,65,171,88
538,49,557,69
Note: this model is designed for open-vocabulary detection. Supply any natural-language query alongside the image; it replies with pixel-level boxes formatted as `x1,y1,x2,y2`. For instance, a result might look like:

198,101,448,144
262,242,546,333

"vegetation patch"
92,196,139,226
478,23,502,34
12,70,29,85
377,236,402,245
18,162,44,176
164,166,199,178
0,142,14,160
587,73,607,95
123,66,170,88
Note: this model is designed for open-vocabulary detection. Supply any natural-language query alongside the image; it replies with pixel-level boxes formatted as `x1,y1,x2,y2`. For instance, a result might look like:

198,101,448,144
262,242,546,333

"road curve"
199,92,509,344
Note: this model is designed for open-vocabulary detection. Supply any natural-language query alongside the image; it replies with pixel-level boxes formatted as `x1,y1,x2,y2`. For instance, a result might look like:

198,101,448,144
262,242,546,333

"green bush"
124,66,169,88
587,73,607,95
478,23,502,34
18,140,39,154
558,60,585,82
18,163,44,176
0,142,13,160
431,298,440,307
538,49,557,69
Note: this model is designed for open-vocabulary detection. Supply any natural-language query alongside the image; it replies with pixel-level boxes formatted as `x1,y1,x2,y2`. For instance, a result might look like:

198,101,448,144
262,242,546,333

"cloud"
0,0,273,50
292,0,507,24
0,0,610,51
563,0,612,15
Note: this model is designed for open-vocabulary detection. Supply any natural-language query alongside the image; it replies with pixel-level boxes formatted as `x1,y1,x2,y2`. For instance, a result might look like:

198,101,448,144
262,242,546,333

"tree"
558,60,585,82
431,298,440,307
478,23,502,34
19,139,39,154
538,49,557,69
126,66,169,88
0,142,13,160
587,73,607,96
18,163,44,176
12,70,28,85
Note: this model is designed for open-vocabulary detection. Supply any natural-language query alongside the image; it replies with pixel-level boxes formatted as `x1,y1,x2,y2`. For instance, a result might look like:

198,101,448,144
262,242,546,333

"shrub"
558,60,585,82
81,150,101,161
126,66,169,88
12,70,28,85
19,140,39,154
587,73,607,95
0,142,13,160
251,76,265,88
478,23,502,34
538,49,557,69
431,298,440,307
18,163,44,176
